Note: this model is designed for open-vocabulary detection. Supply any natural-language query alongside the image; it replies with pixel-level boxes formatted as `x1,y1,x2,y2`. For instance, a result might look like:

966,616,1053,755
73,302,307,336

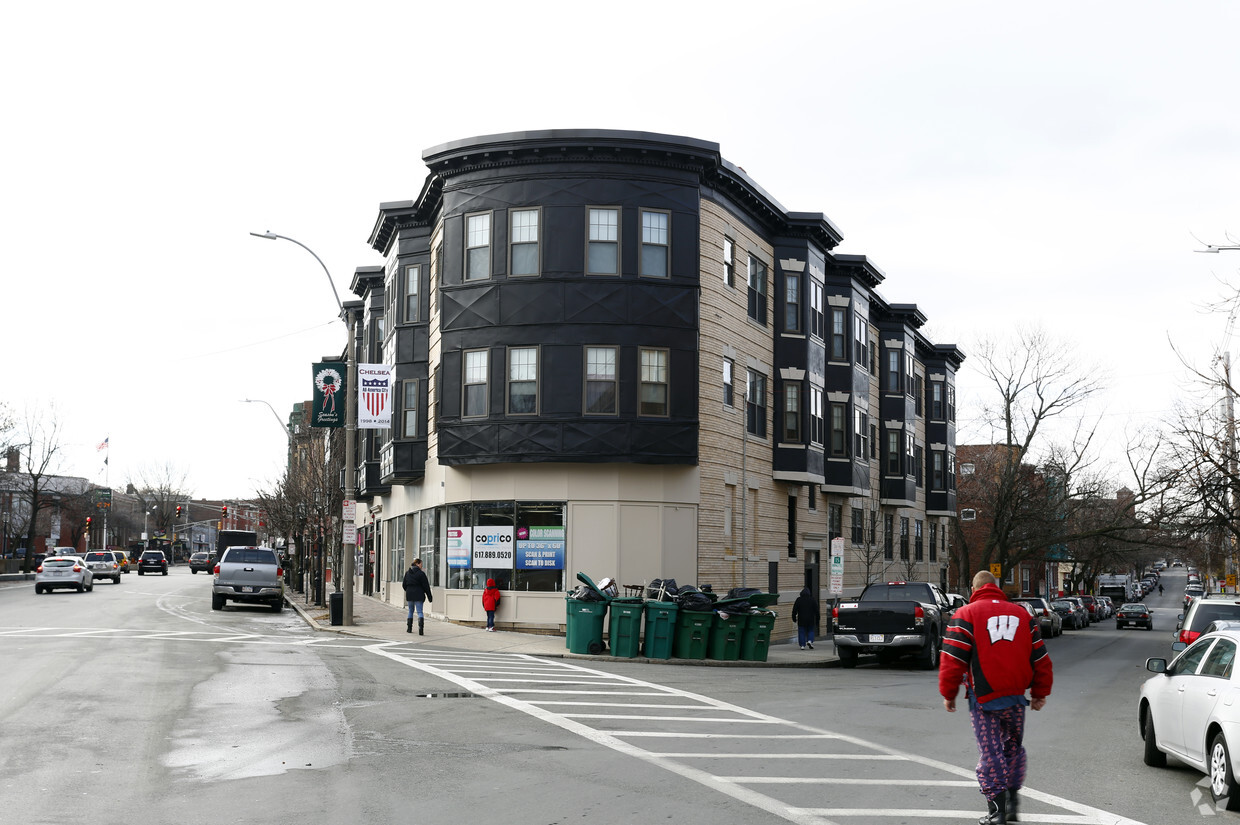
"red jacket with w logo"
939,583,1053,705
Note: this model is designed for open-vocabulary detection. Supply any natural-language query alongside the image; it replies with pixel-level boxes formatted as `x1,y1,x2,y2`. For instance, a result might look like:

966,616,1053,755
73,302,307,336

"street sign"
990,563,1003,578
343,523,357,544
342,499,356,521
829,537,845,595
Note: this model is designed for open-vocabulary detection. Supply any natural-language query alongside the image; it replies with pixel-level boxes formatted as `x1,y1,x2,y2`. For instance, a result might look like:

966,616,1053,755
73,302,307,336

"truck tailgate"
834,602,920,634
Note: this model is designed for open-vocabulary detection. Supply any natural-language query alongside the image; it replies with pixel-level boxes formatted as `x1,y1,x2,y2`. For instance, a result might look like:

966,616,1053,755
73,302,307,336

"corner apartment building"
344,130,962,637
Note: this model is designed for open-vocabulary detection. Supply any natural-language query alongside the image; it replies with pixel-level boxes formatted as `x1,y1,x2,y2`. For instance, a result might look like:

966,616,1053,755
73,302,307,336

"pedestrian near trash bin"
402,558,433,635
791,587,819,650
940,570,1053,825
482,578,501,631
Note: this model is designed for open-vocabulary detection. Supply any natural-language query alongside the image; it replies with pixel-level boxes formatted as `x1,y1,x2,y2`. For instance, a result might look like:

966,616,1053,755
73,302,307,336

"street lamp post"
250,230,356,626
242,398,293,441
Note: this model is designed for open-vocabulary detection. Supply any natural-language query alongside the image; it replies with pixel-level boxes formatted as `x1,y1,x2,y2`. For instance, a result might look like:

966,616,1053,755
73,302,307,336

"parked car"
1059,597,1091,629
1076,594,1101,622
212,546,284,611
1097,596,1116,618
1051,598,1087,630
1014,597,1062,637
1175,596,1240,651
34,556,94,594
189,552,216,574
1140,628,1240,810
82,550,122,584
1185,584,1208,611
1116,602,1153,630
137,550,168,575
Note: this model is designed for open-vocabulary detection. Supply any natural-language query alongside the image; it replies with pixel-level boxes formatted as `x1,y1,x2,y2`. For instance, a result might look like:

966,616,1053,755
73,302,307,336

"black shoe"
406,619,413,634
979,795,1006,825
1007,788,1019,821
418,618,424,636
807,641,814,649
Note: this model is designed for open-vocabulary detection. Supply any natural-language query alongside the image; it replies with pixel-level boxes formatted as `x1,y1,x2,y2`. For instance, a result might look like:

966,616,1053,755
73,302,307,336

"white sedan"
1140,628,1240,810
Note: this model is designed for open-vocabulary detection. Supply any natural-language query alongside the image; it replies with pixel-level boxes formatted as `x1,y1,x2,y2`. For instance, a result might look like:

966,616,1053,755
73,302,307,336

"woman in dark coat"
791,587,820,650
402,558,433,635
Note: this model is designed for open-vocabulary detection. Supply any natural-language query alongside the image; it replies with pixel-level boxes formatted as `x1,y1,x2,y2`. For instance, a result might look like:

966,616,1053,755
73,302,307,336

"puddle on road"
163,647,351,781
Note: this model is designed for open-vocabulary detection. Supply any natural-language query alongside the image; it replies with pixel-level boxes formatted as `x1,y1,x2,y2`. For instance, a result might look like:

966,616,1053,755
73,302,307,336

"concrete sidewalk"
286,590,838,668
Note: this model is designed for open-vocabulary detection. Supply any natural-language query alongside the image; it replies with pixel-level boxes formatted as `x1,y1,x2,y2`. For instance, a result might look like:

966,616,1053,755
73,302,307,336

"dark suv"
1174,596,1240,650
189,552,216,574
137,550,168,575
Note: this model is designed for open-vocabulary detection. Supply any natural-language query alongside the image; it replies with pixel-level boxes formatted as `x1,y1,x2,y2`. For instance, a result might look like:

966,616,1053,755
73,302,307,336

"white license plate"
868,634,885,643
243,586,255,593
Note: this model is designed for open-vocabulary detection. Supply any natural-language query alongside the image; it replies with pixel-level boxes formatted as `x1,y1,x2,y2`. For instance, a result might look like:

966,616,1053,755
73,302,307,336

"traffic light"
176,505,182,518
85,516,92,530
222,504,228,517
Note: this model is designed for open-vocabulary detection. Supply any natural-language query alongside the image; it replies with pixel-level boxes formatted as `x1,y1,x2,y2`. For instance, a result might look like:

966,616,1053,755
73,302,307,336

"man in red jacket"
941,570,1053,825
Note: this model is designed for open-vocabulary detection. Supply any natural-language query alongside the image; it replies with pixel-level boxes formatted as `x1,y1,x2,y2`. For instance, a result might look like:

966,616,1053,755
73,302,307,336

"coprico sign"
472,526,514,567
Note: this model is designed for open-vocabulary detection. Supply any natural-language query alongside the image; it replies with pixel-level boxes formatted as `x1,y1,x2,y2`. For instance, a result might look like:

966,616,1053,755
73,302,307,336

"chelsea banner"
312,362,346,428
358,364,393,429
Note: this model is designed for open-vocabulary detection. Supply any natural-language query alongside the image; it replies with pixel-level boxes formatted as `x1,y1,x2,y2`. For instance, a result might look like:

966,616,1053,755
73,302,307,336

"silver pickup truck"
211,546,284,612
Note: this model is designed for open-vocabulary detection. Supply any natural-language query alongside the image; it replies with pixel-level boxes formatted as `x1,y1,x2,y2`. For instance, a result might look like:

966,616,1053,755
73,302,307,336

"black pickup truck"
831,581,961,669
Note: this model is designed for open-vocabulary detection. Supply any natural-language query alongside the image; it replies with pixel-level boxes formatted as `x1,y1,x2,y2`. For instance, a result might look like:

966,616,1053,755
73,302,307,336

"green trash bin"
565,597,609,654
708,611,746,660
673,610,712,659
608,598,644,657
643,601,679,659
741,611,777,662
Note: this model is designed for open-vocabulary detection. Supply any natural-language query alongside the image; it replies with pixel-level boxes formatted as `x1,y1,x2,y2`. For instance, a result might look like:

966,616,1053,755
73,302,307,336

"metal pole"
1227,353,1238,593
343,305,357,626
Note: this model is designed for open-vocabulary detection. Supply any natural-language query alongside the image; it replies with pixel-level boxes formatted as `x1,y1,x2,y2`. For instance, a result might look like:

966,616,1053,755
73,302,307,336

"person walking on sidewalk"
482,578,501,631
791,587,819,650
940,570,1054,825
402,558,433,635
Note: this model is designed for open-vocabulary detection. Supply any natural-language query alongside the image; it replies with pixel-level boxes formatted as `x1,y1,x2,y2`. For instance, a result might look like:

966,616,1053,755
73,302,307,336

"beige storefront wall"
366,461,700,629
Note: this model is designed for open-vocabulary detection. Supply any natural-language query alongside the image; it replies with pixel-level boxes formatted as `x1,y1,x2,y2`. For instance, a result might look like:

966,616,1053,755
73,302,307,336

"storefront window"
472,500,515,590
419,507,440,587
440,500,566,592
514,501,565,592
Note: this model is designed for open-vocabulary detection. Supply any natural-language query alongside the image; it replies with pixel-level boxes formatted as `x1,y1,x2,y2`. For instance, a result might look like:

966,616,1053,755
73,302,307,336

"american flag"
96,437,109,452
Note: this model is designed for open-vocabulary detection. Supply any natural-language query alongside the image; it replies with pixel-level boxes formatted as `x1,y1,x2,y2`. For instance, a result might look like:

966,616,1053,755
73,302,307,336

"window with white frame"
746,370,767,437
402,379,418,437
640,210,669,277
463,349,489,417
785,272,801,333
960,508,976,521
885,348,902,392
783,382,801,442
587,208,619,275
854,409,869,459
404,265,419,322
584,346,618,414
830,402,847,456
723,237,735,288
465,212,491,281
509,209,540,276
507,347,538,414
809,386,824,445
831,308,847,360
809,281,824,339
854,314,868,368
723,358,734,407
639,348,669,416
747,255,767,325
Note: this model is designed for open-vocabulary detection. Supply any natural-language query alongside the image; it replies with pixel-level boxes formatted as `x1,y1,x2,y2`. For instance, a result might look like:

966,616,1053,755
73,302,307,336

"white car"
34,555,95,594
1140,628,1240,810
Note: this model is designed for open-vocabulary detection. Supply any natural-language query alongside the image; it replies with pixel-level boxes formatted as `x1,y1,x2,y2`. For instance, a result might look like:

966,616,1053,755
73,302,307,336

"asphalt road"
0,566,1223,824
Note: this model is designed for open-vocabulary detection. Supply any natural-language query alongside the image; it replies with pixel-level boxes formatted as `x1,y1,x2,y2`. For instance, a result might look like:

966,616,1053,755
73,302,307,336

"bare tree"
956,328,1114,578
126,463,191,538
7,409,76,572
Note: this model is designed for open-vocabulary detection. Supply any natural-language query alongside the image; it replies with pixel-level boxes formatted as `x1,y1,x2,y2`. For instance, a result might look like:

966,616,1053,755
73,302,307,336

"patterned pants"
969,703,1027,800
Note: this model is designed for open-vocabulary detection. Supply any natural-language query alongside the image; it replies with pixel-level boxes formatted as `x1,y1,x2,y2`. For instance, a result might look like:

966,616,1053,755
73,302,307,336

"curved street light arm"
249,231,344,314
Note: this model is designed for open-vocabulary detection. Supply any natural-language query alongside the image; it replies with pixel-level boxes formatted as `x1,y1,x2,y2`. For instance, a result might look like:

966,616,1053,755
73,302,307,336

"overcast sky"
4,1,1238,499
